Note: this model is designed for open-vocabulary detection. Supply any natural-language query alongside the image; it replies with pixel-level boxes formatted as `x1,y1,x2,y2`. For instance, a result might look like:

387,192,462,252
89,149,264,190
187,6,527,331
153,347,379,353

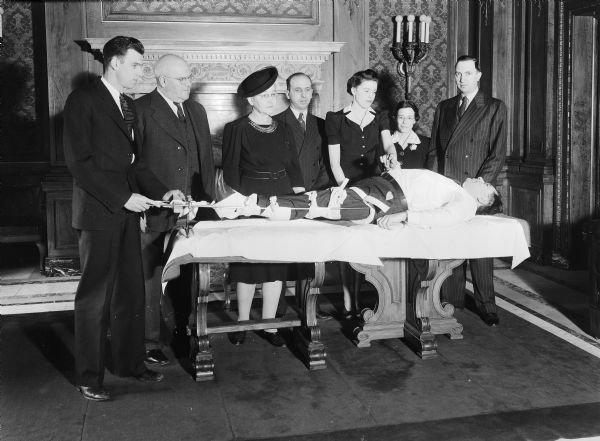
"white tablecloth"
162,216,530,282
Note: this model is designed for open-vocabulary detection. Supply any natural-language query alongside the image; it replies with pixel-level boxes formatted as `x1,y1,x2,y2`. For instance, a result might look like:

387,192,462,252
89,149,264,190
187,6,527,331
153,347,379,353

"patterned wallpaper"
369,0,448,137
0,0,37,156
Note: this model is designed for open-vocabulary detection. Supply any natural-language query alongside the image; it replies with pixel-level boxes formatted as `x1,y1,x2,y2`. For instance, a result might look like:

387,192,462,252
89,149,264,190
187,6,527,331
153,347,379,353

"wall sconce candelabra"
391,14,432,99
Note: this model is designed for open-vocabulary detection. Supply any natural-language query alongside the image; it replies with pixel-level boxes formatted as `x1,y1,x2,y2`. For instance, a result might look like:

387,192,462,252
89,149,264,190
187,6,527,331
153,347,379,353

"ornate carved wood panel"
101,0,319,24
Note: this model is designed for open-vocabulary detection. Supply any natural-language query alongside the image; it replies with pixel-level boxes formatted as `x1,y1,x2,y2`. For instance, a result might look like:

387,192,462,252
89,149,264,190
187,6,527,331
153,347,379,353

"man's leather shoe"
316,311,332,320
259,330,286,347
228,330,246,345
145,349,170,366
135,368,164,382
481,312,499,326
78,386,110,401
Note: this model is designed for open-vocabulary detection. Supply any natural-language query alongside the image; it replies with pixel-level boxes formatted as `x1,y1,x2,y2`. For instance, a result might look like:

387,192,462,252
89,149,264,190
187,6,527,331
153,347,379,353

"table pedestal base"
350,258,465,359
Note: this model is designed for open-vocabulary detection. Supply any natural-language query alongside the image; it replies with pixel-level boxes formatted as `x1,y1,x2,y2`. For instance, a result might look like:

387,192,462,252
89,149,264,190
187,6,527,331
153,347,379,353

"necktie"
298,112,306,132
120,93,134,136
174,102,186,122
458,96,469,119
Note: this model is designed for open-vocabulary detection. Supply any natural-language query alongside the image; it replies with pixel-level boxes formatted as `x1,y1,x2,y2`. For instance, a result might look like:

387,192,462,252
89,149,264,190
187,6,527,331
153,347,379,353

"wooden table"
163,217,530,380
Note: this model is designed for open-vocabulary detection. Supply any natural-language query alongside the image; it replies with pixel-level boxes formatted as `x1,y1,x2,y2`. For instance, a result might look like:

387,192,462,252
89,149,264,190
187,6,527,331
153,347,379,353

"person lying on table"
213,156,502,227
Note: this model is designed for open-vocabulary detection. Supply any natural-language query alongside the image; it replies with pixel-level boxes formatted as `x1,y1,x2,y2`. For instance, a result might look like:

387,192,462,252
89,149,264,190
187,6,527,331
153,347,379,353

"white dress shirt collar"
289,106,308,122
157,88,185,117
461,88,479,106
101,77,124,116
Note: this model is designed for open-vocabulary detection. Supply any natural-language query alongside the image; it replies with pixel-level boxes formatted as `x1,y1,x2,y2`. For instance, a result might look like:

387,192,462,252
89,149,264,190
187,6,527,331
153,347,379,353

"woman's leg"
236,282,256,321
260,281,286,346
340,262,353,312
261,280,283,320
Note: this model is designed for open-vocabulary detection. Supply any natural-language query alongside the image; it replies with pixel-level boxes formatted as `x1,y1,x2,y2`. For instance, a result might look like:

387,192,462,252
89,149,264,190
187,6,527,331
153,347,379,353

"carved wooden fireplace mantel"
85,39,344,118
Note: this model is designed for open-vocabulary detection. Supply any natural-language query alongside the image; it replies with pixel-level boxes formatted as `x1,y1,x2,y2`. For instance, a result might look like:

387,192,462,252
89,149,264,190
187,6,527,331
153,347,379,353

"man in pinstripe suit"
429,55,507,326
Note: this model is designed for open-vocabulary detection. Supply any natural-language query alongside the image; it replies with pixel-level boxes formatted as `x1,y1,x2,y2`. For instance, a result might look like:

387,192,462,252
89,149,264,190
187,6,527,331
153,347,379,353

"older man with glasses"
134,54,216,365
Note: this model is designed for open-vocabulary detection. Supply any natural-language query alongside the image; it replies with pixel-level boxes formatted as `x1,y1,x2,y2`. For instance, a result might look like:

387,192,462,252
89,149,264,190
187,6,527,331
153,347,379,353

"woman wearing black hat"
325,68,395,320
222,66,305,347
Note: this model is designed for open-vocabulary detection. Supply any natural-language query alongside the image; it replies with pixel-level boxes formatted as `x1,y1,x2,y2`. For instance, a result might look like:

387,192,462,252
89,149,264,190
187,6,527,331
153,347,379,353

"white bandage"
350,187,390,213
239,194,261,217
262,196,292,220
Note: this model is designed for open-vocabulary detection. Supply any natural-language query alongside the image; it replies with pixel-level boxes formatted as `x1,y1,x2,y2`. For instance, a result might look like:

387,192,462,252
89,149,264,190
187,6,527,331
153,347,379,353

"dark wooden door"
558,0,600,268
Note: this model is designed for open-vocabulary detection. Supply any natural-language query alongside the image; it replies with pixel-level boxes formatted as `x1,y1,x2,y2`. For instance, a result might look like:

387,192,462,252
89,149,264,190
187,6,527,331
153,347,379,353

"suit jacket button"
399,151,404,156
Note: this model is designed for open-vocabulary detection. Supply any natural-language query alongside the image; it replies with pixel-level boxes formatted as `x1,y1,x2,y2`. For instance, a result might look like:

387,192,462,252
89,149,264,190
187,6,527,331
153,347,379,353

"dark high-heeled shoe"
228,330,246,345
258,330,286,347
342,308,356,320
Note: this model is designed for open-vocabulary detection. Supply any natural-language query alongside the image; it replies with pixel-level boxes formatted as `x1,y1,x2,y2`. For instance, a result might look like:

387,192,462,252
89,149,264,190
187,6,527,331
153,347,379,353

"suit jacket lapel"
93,78,131,140
284,108,305,155
149,90,186,147
304,114,319,155
448,90,487,145
443,95,461,136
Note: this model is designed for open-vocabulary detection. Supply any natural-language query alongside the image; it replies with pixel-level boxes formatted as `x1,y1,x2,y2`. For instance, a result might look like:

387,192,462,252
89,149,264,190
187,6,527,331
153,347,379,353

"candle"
425,16,432,43
394,15,402,43
0,7,4,39
419,15,426,42
407,14,415,42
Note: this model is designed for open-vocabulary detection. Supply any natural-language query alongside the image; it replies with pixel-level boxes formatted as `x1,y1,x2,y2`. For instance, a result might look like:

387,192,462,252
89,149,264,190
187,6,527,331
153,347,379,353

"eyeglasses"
164,75,193,83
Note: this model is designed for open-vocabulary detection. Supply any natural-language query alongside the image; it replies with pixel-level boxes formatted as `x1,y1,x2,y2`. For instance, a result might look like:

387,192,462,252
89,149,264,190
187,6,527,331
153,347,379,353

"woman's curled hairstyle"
347,69,379,94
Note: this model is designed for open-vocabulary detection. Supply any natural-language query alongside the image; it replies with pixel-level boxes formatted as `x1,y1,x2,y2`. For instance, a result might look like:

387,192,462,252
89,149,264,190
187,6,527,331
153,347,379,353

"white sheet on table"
162,216,530,282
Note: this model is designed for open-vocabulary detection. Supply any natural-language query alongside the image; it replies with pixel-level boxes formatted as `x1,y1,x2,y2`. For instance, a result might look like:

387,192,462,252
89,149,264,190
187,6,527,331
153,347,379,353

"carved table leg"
423,259,465,340
190,263,214,381
350,259,406,348
293,262,327,370
404,259,465,359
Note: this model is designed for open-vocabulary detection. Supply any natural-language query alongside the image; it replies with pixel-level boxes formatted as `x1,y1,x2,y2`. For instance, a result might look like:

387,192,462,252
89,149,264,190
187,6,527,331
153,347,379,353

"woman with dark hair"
325,69,395,185
390,100,430,169
325,69,395,319
221,66,305,347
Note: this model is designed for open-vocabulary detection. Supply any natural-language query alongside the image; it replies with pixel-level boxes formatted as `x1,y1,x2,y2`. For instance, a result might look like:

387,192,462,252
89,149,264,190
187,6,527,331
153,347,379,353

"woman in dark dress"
222,66,305,346
325,69,395,185
325,69,395,319
390,100,430,169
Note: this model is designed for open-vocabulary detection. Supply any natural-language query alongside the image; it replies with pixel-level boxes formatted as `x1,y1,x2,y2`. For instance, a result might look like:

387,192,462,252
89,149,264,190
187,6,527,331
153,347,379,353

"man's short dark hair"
347,69,378,95
102,36,144,73
476,192,503,215
286,72,311,91
455,55,480,72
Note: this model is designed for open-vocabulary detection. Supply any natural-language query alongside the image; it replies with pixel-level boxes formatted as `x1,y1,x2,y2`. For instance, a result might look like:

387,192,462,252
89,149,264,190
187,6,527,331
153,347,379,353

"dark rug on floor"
246,402,600,441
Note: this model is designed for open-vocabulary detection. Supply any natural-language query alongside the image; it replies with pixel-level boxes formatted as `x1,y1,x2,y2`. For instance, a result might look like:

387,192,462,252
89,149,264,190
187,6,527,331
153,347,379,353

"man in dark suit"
64,36,184,401
274,72,332,320
134,54,215,365
429,55,507,326
274,72,331,192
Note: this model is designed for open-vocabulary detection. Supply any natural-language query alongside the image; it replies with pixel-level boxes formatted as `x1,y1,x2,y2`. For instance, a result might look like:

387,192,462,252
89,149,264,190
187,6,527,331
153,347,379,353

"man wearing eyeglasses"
134,54,215,365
